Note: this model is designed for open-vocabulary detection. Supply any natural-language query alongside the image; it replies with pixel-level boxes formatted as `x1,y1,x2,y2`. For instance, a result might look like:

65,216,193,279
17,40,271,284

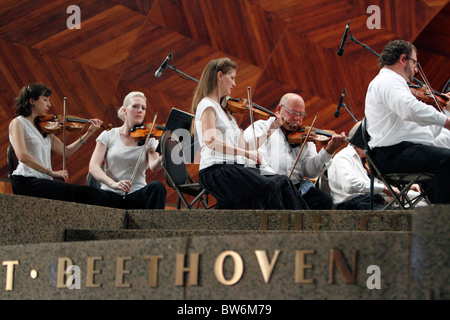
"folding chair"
7,144,19,179
86,166,104,189
360,118,434,210
160,130,210,209
6,144,19,194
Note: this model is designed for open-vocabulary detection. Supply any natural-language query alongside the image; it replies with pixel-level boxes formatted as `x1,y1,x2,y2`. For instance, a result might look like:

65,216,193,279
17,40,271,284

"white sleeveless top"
195,97,246,170
9,116,52,180
96,128,159,195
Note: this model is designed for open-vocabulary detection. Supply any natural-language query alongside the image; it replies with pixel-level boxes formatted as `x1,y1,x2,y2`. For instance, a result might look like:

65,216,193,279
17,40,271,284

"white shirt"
9,116,52,180
435,129,450,148
195,97,246,170
243,117,333,184
328,144,385,205
365,68,447,148
96,128,158,195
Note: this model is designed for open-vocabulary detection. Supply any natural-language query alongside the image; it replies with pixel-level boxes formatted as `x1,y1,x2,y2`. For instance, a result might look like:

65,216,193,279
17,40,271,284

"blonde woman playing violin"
89,91,166,209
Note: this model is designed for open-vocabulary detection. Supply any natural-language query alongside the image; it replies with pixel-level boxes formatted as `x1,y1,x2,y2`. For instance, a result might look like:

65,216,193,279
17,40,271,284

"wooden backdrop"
0,0,449,205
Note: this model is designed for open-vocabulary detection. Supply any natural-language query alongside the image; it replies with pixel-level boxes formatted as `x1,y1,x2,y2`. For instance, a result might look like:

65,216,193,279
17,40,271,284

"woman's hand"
110,180,132,193
246,149,262,165
87,118,103,134
49,169,69,182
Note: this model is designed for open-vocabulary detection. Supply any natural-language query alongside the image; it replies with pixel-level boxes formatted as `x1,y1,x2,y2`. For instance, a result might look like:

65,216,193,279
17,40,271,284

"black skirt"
199,164,308,209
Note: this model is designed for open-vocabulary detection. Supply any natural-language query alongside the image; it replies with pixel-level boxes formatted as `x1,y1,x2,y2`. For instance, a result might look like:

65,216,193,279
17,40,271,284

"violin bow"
416,62,445,113
123,112,158,199
247,87,260,168
62,97,67,172
288,113,318,179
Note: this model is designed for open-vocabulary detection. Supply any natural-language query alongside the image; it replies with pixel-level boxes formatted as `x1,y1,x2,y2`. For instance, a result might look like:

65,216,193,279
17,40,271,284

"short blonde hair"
117,91,147,121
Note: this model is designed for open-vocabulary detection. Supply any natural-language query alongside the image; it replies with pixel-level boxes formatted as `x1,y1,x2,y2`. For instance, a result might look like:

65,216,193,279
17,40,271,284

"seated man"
243,93,347,209
328,122,399,210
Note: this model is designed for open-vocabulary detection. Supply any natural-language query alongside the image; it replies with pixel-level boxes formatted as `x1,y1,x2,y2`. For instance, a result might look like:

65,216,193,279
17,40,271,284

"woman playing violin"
243,93,347,209
8,83,106,204
192,58,307,209
89,91,166,209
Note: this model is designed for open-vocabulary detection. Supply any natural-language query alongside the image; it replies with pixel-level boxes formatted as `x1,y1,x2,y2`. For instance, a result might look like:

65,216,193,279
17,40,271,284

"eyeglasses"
407,57,419,67
281,104,307,118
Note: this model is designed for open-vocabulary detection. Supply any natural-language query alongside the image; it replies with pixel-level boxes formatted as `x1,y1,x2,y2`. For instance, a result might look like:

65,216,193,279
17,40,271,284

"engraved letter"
214,250,244,286
86,257,102,288
255,250,281,283
295,250,315,284
66,5,81,29
175,253,199,286
2,260,19,291
366,5,381,29
145,255,163,287
57,257,73,288
366,265,381,289
328,249,358,284
115,256,132,288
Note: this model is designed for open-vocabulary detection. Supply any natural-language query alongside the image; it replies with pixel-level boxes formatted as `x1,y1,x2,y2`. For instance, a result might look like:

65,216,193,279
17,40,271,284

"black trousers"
11,175,109,207
337,194,385,210
300,186,334,210
372,142,450,204
11,175,166,209
97,181,166,209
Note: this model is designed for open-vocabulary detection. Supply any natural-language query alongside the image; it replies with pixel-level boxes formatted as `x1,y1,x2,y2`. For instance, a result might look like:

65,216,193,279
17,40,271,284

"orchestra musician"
191,57,307,209
243,93,347,209
8,83,107,205
89,91,166,209
365,40,450,204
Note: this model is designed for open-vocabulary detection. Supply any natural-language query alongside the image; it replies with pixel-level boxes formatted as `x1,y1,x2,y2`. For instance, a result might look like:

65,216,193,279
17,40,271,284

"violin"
223,97,274,120
36,114,112,134
130,122,166,143
410,83,448,111
285,126,335,146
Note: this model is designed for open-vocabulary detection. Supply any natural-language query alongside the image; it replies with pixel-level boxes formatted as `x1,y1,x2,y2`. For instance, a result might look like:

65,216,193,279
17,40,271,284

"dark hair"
378,40,417,68
14,83,52,117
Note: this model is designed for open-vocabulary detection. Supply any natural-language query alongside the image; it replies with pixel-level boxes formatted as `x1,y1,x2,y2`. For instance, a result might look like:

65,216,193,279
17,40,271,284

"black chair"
6,144,19,193
360,118,434,210
7,144,19,179
86,171,102,189
160,130,210,209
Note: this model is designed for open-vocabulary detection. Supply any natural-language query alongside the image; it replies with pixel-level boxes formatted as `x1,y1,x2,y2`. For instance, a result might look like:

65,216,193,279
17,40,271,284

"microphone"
334,89,346,118
337,20,350,56
154,52,172,78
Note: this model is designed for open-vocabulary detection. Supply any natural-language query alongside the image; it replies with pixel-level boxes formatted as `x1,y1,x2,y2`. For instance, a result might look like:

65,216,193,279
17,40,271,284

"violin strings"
416,62,444,113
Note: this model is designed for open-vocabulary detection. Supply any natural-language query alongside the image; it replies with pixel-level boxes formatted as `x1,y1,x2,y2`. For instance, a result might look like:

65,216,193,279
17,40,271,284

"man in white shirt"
243,93,347,209
365,40,450,204
328,121,403,209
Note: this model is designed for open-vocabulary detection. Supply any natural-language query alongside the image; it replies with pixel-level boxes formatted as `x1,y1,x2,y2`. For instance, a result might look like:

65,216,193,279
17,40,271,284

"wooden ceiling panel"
0,0,448,207
148,0,288,68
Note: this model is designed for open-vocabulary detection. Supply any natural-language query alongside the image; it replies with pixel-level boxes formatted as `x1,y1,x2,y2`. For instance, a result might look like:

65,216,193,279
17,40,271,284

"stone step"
0,193,448,300
126,210,411,232
0,193,412,245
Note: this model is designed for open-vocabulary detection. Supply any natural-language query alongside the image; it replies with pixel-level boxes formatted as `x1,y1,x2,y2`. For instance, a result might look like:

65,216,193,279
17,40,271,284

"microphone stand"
346,29,427,86
166,64,199,83
340,102,359,123
347,31,381,58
